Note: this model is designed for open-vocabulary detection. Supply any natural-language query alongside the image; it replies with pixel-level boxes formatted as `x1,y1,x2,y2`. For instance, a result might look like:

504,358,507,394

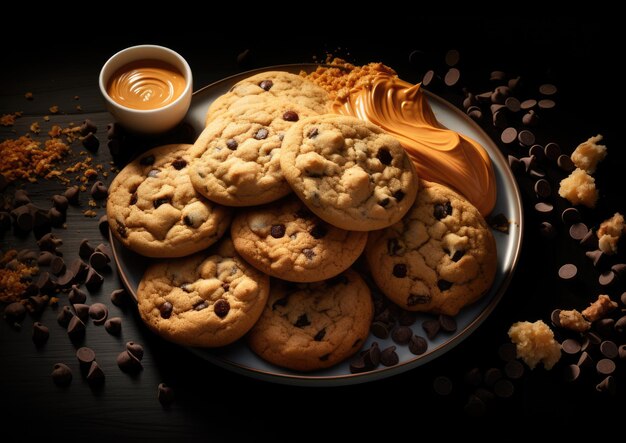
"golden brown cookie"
231,197,367,282
107,144,232,258
365,180,497,316
248,270,373,371
189,100,317,206
137,237,270,347
205,71,330,125
280,114,418,231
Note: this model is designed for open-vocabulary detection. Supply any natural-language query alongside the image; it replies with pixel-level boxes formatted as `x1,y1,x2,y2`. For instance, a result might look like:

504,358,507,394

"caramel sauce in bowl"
99,45,192,134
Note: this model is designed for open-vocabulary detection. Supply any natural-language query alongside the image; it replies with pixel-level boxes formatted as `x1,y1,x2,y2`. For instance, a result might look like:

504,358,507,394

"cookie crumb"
49,105,59,114
581,294,618,322
558,168,598,208
25,92,34,100
1,113,18,126
508,320,561,370
30,122,40,134
571,134,606,173
559,309,591,332
597,212,624,255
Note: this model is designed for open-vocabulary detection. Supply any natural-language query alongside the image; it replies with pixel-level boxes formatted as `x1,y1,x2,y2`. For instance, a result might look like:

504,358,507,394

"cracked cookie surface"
205,71,330,125
365,180,497,316
190,100,317,206
280,114,418,231
248,269,373,371
231,197,367,282
107,144,232,258
137,237,270,347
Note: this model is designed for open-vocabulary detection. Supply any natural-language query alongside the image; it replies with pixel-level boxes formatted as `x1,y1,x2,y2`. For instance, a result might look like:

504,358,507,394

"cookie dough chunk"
558,168,598,208
248,270,373,371
205,71,330,124
231,197,368,282
597,212,624,255
571,134,607,173
280,114,418,231
190,100,317,206
366,180,497,316
107,144,232,258
137,238,270,347
508,320,561,370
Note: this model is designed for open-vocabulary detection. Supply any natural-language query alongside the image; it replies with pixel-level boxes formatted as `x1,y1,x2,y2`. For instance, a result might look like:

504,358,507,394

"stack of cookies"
107,71,497,372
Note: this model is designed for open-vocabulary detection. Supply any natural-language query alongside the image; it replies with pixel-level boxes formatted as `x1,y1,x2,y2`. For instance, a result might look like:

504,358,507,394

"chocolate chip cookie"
205,71,330,125
137,237,270,347
366,180,497,316
248,270,373,371
107,144,232,258
231,197,368,282
280,114,418,231
189,100,317,207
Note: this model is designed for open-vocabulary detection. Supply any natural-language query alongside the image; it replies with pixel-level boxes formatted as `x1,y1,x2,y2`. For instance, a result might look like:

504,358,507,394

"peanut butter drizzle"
107,60,185,110
332,73,497,216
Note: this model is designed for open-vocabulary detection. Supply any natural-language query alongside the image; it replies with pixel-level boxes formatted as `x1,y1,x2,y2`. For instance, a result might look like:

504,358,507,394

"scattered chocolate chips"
558,263,577,280
259,79,273,91
89,251,109,270
484,368,503,387
159,302,173,319
79,239,95,259
51,363,73,387
4,302,26,324
464,368,483,386
563,364,581,383
540,222,556,239
562,338,581,355
76,347,96,374
57,306,74,328
596,358,616,375
534,179,551,199
544,142,561,161
538,99,556,109
69,286,87,304
380,346,399,367
561,208,580,225
254,128,268,140
534,202,553,213
439,314,457,333
504,360,525,379
577,351,594,368
85,267,104,289
501,127,518,144
596,376,616,395
498,343,517,362
392,263,407,278
282,110,299,122
67,316,86,342
494,379,515,398
158,383,175,406
557,154,575,172
104,317,122,335
409,335,428,355
422,319,441,340
270,224,286,238
464,395,487,417
117,350,143,374
82,133,100,151
444,68,460,86
433,376,453,395
89,303,108,326
391,325,413,345
518,130,535,147
569,223,589,241
90,181,108,200
600,341,618,359
126,341,144,360
371,321,390,339
86,361,105,387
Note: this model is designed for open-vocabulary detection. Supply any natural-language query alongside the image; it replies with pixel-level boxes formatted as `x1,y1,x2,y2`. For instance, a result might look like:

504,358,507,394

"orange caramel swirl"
332,73,497,216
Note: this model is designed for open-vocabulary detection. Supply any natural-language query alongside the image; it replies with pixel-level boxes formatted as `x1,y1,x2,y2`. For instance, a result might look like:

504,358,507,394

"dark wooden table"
2,19,625,437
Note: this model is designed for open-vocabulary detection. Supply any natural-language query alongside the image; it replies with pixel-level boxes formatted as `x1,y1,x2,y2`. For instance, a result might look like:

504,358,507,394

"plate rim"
109,63,524,386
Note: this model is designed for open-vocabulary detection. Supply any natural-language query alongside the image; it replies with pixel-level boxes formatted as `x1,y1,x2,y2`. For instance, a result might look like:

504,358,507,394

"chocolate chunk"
76,346,96,373
139,154,155,166
409,335,428,355
89,251,109,270
619,345,626,360
171,157,187,170
371,321,390,339
501,127,517,144
69,286,87,305
225,139,238,150
153,197,171,208
86,361,105,386
439,314,457,333
73,304,90,322
51,363,73,387
4,302,26,323
433,376,453,395
484,367,503,387
380,346,399,367
104,317,122,335
294,313,310,328
69,258,88,283
505,97,521,112
376,148,393,166
577,351,594,368
434,201,452,220
444,68,460,86
494,379,515,398
159,302,173,319
557,154,575,172
538,99,556,109
85,267,104,289
126,341,144,360
562,338,581,355
89,303,108,326
464,368,482,386
391,325,413,345
437,280,452,291
393,190,405,202
313,328,326,342
37,250,55,266
464,395,487,417
544,142,561,161
407,294,431,306
270,224,286,238
13,189,31,207
540,222,556,239
50,256,66,276
600,340,618,359
80,119,97,136
32,322,49,346
517,130,535,147
504,360,524,379
569,223,589,241
534,179,551,198
558,263,577,280
615,316,626,333
422,319,440,340
596,376,616,395
117,350,143,374
282,110,299,122
259,79,273,91
563,364,581,382
158,383,175,406
79,239,95,259
498,342,518,362
67,316,85,341
254,128,268,140
349,355,367,374
599,271,615,286
561,207,580,224
82,132,100,151
90,181,108,200
309,224,327,239
392,263,407,278
57,306,74,327
211,298,229,318
596,358,616,375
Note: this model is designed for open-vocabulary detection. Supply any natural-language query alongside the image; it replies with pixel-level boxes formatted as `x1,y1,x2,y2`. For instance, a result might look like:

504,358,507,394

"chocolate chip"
294,313,310,328
521,99,537,110
349,356,367,374
51,194,69,213
32,322,49,346
86,361,105,386
494,379,514,398
282,110,299,122
464,395,486,417
259,79,273,91
50,256,66,276
580,230,598,249
391,325,413,345
126,341,144,360
407,294,430,306
158,383,175,406
463,368,482,387
307,127,318,138
558,263,577,280
398,309,417,326
51,363,72,387
538,99,556,109
380,346,399,367
612,264,626,277
596,376,616,395
484,367,503,387
577,351,594,368
422,319,440,340
433,376,453,395
534,179,551,199
225,139,238,150
104,317,122,335
153,197,171,208
85,267,104,289
89,303,108,326
302,248,315,260
82,133,100,151
377,148,393,166
272,297,288,310
437,280,453,291
13,189,31,207
529,144,544,160
4,302,26,324
597,358,616,375
117,350,143,374
67,316,85,341
254,128,268,140
409,335,428,355
562,338,581,355
311,328,326,341
79,118,97,136
596,318,615,335
561,207,580,224
69,259,88,283
159,302,173,319
371,321,390,339
393,190,405,202
57,306,74,328
36,272,56,292
619,345,626,360
422,70,436,86
615,316,626,333
90,181,108,200
212,299,229,318
11,205,34,231
544,142,561,161
563,364,581,382
498,342,518,362
392,263,407,278
171,157,187,170
434,201,452,220
76,346,96,374
508,155,523,174
309,224,327,239
387,238,403,256
504,360,524,379
140,154,155,166
69,286,87,305
270,224,286,238
438,314,457,333
501,127,518,144
586,250,608,268
569,223,589,241
600,341,618,359
599,271,616,286
518,130,535,147
505,96,521,112
89,251,109,270
557,154,575,172
79,239,94,260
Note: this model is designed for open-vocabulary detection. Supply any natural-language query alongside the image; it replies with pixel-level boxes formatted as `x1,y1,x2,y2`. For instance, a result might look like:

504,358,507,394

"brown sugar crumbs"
0,250,38,303
0,136,70,182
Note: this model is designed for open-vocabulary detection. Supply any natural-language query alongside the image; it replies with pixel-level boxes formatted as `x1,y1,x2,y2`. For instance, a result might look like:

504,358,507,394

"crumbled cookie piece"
508,320,561,370
30,122,40,134
559,309,591,332
1,113,18,126
581,294,618,322
25,92,33,100
49,105,59,114
558,168,598,208
597,212,624,255
571,134,606,174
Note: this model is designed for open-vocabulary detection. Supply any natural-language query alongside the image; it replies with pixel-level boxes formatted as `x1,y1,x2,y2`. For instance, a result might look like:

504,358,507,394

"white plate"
111,64,523,386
